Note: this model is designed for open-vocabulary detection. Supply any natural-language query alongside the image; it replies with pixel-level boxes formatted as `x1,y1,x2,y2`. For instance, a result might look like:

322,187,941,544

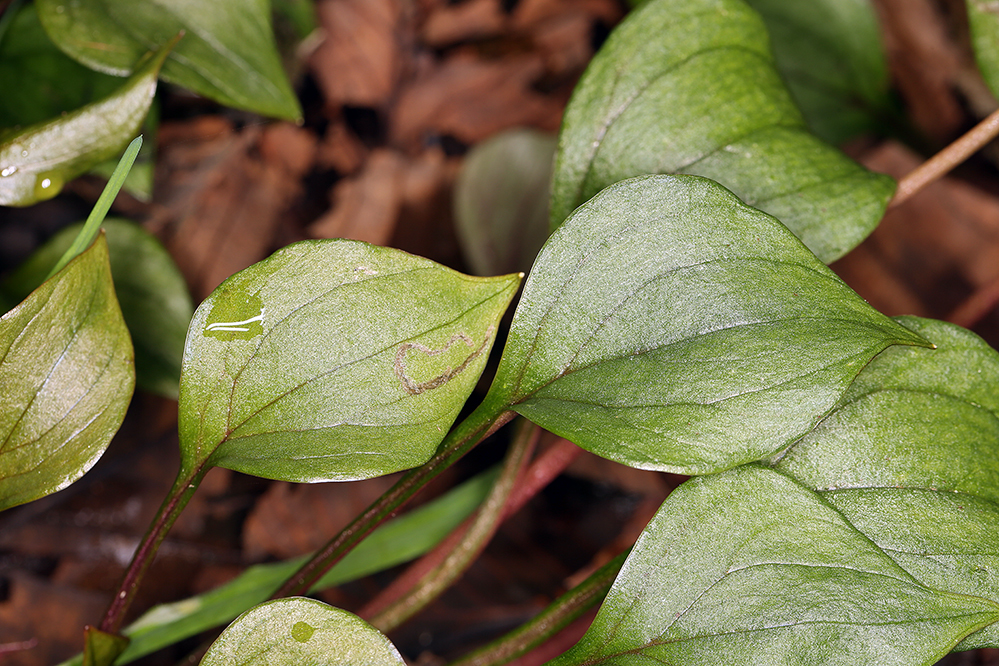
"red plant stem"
99,464,209,634
272,406,516,599
359,436,581,622
891,106,999,208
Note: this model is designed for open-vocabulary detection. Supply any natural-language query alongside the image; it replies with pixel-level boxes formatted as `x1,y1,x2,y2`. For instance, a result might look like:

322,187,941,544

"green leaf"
551,0,895,262
200,597,404,666
82,626,129,666
549,465,999,666
772,316,999,649
743,0,892,144
0,1,120,129
1,218,193,398
179,239,519,482
486,175,925,475
35,0,302,121
0,38,170,207
454,128,556,276
0,234,134,511
968,0,999,100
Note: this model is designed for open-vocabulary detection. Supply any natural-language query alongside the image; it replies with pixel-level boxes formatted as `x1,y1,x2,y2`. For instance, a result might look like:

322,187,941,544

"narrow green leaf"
744,0,892,144
2,218,193,398
549,466,999,666
200,598,404,666
551,0,895,262
0,234,134,511
35,0,302,121
454,128,556,276
968,0,999,100
0,38,170,207
179,239,519,482
487,175,925,475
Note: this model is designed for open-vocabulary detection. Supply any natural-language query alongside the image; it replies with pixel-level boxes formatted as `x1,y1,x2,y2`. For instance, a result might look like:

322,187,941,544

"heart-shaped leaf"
968,0,999,100
773,316,999,649
549,465,999,666
0,37,170,207
551,0,894,262
1,219,193,398
0,234,134,511
485,175,925,475
200,597,404,666
35,0,301,121
179,239,519,483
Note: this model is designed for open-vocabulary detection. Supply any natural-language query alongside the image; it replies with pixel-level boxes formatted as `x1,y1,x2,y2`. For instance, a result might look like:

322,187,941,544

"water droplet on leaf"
0,166,16,177
32,171,63,201
291,621,314,643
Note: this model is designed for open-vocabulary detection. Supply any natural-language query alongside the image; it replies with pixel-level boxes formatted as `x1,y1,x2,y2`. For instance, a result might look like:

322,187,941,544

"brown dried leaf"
422,0,506,47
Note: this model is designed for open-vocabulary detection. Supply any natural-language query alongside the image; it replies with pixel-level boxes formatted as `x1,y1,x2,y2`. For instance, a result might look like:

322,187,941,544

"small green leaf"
2,218,193,398
35,0,302,121
200,598,404,666
454,128,557,276
549,466,999,666
744,0,892,144
82,626,129,666
968,0,999,100
551,0,894,262
486,175,925,475
0,38,170,207
0,234,134,511
179,239,519,482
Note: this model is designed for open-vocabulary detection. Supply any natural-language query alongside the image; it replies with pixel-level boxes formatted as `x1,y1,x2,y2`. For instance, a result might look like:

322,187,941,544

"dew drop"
0,166,16,177
20,150,28,158
291,621,314,643
32,171,64,201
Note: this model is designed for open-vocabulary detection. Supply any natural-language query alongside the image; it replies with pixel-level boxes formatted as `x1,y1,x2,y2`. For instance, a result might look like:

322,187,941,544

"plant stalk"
366,419,540,631
272,404,516,599
891,106,999,208
447,549,629,666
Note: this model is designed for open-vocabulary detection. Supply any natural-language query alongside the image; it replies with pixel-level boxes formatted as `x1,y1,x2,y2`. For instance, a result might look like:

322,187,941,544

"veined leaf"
552,0,894,262
35,0,301,121
968,0,999,100
548,466,999,666
200,598,404,666
0,37,170,207
179,239,519,482
0,234,134,511
486,175,925,475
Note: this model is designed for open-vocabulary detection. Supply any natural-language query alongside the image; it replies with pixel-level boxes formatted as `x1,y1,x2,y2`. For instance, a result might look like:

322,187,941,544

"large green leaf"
744,0,891,144
0,37,169,207
179,239,519,482
551,0,894,262
486,175,925,475
1,219,193,398
200,598,404,666
548,465,999,666
35,0,301,121
0,234,134,511
773,316,999,649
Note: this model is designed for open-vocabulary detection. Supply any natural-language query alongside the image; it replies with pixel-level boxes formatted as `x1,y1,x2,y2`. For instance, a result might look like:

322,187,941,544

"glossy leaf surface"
551,0,894,262
200,598,404,666
774,316,999,649
454,128,556,276
0,235,134,511
179,239,519,482
2,219,193,398
0,38,168,207
487,175,925,475
35,0,301,121
549,466,999,666
744,0,891,144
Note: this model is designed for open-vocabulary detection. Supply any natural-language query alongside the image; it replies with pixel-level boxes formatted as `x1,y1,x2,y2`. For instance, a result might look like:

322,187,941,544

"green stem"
272,403,515,599
447,550,629,666
98,463,210,635
367,419,539,631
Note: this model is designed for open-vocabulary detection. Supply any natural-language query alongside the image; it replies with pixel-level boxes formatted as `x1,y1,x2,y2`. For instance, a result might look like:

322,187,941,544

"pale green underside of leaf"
968,0,999,101
35,0,301,121
200,598,404,666
548,466,999,666
0,38,168,207
489,175,925,475
551,0,894,263
1,219,192,398
180,239,519,483
0,235,134,511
